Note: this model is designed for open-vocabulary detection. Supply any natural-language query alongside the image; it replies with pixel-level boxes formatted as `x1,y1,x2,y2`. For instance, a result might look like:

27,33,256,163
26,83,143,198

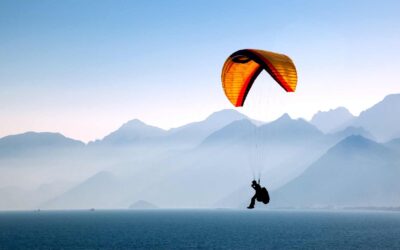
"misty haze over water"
1,94,400,210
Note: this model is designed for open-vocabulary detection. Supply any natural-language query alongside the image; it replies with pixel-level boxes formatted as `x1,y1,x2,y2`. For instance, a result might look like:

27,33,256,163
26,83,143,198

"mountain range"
1,94,400,210
310,94,400,141
272,135,400,207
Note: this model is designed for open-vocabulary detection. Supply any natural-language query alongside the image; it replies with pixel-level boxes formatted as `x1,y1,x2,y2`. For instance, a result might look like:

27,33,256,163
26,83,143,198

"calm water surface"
0,209,399,249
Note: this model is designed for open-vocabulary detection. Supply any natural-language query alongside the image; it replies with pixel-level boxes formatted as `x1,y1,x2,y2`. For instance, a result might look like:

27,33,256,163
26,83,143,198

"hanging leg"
247,194,256,209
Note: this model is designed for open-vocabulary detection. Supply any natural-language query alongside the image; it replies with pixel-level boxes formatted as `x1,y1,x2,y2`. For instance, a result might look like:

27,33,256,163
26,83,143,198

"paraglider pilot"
247,179,270,209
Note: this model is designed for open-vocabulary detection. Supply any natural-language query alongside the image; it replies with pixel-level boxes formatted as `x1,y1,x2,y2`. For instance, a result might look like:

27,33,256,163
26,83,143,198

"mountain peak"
331,135,387,155
310,107,355,133
267,113,295,126
205,109,247,121
276,113,291,121
340,134,372,145
98,119,166,145
353,93,400,141
121,119,151,129
331,126,374,141
129,200,158,209
201,118,256,146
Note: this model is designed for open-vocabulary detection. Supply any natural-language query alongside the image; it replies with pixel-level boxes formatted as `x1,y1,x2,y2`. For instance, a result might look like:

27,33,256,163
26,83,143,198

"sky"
1,0,400,142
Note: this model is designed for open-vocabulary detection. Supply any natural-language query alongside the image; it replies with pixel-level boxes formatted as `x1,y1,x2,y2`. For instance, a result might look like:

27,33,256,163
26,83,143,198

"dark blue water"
0,209,399,249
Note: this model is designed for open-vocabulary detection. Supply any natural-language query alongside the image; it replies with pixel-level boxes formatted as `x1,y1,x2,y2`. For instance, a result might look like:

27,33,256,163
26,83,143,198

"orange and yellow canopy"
221,49,297,107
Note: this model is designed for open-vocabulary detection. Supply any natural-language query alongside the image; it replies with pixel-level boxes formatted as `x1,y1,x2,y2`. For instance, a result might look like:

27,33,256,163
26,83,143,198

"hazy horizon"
0,92,394,143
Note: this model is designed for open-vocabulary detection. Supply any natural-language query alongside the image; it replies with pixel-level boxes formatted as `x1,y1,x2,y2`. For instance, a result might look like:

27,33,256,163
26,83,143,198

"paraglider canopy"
221,49,297,107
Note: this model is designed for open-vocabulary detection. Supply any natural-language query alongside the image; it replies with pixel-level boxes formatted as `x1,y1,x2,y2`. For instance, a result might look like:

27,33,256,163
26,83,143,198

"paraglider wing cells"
221,49,297,107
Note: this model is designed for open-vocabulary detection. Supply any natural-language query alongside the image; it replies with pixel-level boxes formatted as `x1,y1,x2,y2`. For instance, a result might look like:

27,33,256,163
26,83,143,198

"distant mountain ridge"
309,94,400,142
88,109,249,148
43,171,123,209
4,93,400,149
41,113,332,209
329,126,375,141
0,132,84,157
351,94,400,141
2,94,400,209
310,107,355,133
201,119,256,146
162,109,249,146
272,135,400,207
258,114,323,142
93,119,167,146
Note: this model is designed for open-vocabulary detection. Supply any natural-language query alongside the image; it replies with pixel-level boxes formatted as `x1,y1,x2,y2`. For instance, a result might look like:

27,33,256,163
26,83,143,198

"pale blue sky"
1,0,400,141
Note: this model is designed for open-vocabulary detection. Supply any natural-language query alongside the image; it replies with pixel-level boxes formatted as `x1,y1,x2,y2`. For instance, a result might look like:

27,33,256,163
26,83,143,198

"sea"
0,209,399,249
